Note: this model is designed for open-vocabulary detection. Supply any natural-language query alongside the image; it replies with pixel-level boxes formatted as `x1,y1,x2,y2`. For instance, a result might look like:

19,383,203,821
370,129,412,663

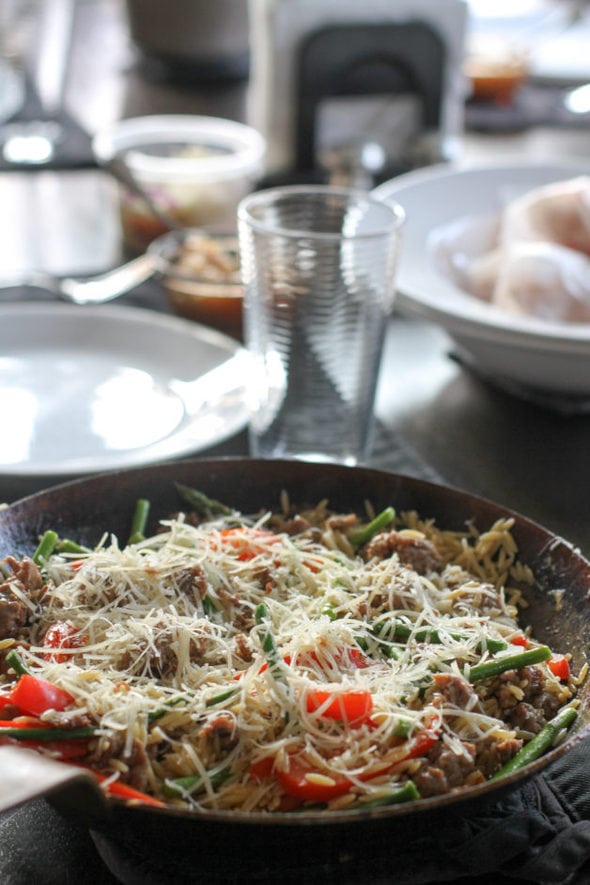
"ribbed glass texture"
238,187,403,464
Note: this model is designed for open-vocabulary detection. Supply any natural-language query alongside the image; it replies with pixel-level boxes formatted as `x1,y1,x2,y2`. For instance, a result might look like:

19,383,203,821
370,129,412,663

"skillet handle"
0,746,108,825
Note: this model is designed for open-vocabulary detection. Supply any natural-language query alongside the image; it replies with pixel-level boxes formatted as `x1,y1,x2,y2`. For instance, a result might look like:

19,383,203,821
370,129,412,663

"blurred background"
0,0,588,278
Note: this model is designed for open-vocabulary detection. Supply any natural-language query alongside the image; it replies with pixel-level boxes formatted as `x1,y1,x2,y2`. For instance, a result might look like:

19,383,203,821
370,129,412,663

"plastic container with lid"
92,114,266,253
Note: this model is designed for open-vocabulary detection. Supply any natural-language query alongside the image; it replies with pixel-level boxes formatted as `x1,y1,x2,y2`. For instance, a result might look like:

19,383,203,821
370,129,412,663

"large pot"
0,458,589,881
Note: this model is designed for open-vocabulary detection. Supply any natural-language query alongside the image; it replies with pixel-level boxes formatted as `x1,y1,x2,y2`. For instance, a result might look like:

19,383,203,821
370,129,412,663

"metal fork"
0,251,156,305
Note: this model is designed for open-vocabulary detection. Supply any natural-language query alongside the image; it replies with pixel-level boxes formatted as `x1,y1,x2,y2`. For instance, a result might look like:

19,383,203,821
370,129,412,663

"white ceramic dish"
0,303,250,476
373,161,590,398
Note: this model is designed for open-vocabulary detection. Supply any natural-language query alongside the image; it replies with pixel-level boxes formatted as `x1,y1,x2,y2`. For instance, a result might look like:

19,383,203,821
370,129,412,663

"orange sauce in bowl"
464,38,529,105
165,277,243,340
467,62,528,104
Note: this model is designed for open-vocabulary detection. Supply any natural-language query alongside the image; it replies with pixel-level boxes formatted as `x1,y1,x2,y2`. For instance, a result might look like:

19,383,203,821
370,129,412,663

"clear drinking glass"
238,185,404,464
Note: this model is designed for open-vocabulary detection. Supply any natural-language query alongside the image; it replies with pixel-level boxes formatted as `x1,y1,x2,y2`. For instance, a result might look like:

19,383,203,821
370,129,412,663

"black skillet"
0,458,589,883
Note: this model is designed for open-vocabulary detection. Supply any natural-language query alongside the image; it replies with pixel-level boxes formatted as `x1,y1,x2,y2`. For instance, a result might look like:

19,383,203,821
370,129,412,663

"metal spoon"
0,251,157,305
98,153,183,233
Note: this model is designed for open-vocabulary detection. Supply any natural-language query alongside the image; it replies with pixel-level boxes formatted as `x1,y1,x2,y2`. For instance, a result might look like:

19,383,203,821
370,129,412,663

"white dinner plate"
0,303,251,476
373,160,590,398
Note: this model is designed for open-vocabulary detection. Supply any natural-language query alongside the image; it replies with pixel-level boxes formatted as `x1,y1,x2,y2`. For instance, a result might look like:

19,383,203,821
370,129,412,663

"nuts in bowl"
149,229,243,340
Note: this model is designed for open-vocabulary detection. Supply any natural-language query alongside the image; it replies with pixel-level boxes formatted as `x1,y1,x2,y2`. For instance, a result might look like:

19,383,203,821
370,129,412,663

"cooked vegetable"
9,674,75,715
56,539,91,555
5,649,31,676
305,687,373,726
255,602,287,684
163,767,231,799
0,723,95,741
219,527,279,561
350,507,395,547
127,497,150,544
43,621,88,663
358,780,420,808
89,770,166,808
33,530,58,566
276,725,437,802
491,705,578,779
548,655,571,681
466,646,551,682
174,482,232,517
375,619,508,653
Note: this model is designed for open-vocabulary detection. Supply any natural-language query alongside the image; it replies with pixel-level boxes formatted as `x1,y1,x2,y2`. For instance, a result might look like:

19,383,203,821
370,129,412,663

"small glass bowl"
149,229,243,340
464,36,529,105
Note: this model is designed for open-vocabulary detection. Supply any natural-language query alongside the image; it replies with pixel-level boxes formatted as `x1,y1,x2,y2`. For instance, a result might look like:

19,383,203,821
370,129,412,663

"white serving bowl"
373,161,590,399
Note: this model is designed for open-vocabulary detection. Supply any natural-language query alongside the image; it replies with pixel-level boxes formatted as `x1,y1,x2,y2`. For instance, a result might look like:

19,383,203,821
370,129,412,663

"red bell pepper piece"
276,757,353,802
102,780,165,807
305,647,370,669
547,654,570,681
217,527,280,561
248,646,370,683
9,674,74,716
249,755,276,781
305,688,373,726
87,769,165,808
344,648,370,669
291,646,370,673
0,717,91,760
277,724,439,802
43,621,88,663
510,635,529,647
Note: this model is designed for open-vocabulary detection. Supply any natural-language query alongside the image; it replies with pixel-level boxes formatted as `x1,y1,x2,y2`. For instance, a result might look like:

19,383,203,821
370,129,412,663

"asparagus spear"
357,779,420,809
255,603,285,682
127,497,150,544
350,507,395,547
0,725,96,741
163,767,231,798
491,705,578,780
466,645,551,683
375,620,508,654
33,530,58,566
5,649,31,676
56,539,91,555
174,482,232,517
